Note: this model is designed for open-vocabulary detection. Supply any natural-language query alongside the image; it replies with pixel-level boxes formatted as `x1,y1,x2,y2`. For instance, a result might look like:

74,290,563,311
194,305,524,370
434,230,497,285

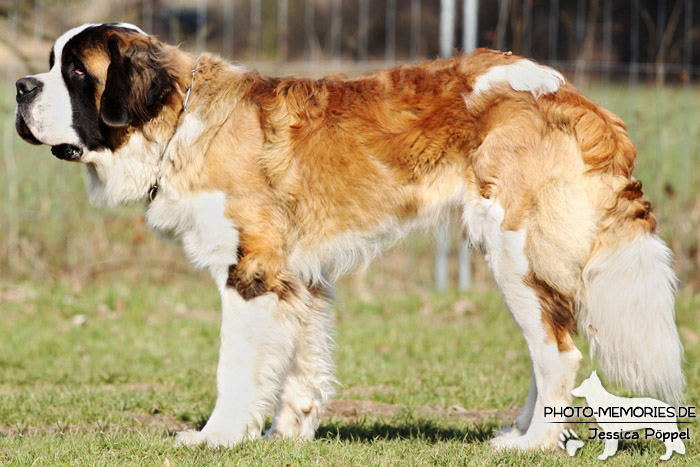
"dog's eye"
73,63,85,76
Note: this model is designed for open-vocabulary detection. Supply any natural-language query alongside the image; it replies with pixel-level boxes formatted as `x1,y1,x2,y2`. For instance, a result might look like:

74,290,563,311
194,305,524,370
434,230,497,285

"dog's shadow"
315,419,495,444
188,414,497,444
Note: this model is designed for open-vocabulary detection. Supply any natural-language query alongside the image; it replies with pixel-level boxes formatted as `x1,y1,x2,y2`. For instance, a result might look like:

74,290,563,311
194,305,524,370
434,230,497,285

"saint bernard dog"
15,23,684,449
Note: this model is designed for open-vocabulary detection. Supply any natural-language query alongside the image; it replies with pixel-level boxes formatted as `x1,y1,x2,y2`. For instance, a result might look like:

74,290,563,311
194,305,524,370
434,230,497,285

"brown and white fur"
15,23,684,449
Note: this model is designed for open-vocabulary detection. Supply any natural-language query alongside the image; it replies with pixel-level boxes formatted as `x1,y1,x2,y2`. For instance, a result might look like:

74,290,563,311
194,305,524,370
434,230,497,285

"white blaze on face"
23,23,97,146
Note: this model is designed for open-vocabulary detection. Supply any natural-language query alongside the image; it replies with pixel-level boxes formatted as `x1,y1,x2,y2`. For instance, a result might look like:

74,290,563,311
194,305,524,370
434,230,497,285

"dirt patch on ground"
324,399,519,424
0,400,519,436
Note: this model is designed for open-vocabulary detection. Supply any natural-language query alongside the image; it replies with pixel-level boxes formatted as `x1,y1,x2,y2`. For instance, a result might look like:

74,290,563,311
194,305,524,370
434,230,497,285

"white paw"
489,425,524,448
490,425,560,451
558,429,584,457
266,398,320,440
174,429,246,448
490,434,534,451
490,427,537,451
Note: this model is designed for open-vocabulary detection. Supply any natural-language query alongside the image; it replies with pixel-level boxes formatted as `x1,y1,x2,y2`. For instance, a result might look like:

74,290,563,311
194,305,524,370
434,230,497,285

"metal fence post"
440,0,455,59
435,0,455,292
458,0,478,291
463,0,478,54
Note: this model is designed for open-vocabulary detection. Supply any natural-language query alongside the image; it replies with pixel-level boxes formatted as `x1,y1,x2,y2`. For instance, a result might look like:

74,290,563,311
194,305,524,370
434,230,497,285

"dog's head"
15,23,188,204
571,370,602,399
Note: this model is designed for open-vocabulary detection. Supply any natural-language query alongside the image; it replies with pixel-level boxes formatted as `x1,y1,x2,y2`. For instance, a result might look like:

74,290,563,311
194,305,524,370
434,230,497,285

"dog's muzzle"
15,77,44,146
15,76,84,161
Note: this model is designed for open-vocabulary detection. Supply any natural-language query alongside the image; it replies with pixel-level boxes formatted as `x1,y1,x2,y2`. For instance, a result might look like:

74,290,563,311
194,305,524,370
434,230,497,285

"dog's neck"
147,58,199,201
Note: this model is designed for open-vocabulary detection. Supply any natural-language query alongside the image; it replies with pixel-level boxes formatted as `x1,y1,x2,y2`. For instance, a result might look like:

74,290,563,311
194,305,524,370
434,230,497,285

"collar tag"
148,182,159,201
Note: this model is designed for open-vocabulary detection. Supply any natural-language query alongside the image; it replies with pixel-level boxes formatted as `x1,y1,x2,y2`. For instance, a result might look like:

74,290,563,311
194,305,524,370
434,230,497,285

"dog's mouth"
15,113,42,145
16,113,84,161
51,144,84,162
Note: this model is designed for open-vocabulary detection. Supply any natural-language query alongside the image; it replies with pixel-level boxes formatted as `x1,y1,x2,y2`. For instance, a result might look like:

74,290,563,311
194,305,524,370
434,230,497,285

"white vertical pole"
440,0,455,59
457,238,471,291
463,0,478,53
436,0,455,291
435,226,450,292
459,0,477,291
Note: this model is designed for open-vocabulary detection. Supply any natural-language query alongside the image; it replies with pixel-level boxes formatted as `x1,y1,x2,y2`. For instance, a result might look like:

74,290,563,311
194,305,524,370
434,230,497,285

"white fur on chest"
146,191,239,289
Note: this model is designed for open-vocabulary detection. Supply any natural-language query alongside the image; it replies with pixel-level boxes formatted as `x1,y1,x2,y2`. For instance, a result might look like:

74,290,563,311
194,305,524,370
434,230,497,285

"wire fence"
1,0,699,290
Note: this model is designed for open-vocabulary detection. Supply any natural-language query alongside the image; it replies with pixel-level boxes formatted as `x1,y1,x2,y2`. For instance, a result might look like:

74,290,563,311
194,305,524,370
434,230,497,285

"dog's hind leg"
492,365,537,443
513,366,537,434
488,235,582,450
660,433,686,461
463,198,583,450
598,438,618,460
266,285,336,440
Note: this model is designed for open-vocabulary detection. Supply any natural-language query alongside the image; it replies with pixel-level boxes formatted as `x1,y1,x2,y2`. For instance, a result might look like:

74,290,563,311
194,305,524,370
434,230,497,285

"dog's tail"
580,229,684,405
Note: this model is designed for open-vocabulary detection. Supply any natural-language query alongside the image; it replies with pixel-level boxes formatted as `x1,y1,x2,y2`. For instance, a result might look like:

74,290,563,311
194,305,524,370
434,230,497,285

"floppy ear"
100,34,177,128
100,37,131,127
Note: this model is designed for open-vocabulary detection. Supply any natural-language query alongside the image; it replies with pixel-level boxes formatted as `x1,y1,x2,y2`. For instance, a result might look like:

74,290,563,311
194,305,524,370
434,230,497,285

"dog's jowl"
15,23,684,449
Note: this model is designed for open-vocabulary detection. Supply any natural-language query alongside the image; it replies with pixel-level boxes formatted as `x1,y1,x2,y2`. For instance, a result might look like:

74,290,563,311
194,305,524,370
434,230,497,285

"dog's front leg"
176,285,295,447
266,284,336,440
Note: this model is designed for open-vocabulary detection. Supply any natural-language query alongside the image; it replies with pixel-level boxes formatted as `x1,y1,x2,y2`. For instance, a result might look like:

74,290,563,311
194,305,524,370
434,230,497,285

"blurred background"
0,0,699,297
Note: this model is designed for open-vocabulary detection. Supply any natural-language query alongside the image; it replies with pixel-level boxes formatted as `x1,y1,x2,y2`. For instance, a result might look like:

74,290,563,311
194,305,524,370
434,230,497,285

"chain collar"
148,64,197,202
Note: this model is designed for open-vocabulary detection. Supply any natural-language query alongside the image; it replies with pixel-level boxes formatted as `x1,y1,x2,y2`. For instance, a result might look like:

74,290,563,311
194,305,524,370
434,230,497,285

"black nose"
16,77,42,102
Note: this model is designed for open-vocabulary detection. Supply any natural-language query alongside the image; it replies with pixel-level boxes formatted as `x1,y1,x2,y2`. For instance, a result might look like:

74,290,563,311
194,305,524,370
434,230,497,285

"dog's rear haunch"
15,23,683,449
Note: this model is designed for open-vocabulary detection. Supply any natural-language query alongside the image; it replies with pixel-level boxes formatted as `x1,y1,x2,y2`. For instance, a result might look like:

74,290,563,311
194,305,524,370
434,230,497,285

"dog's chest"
145,191,239,286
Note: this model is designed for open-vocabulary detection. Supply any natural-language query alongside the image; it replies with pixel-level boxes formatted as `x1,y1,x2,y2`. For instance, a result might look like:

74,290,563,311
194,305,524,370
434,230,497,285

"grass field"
1,80,699,464
0,278,699,465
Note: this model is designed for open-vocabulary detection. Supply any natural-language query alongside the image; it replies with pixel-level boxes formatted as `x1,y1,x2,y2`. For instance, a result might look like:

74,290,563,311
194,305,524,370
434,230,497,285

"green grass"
0,278,699,465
